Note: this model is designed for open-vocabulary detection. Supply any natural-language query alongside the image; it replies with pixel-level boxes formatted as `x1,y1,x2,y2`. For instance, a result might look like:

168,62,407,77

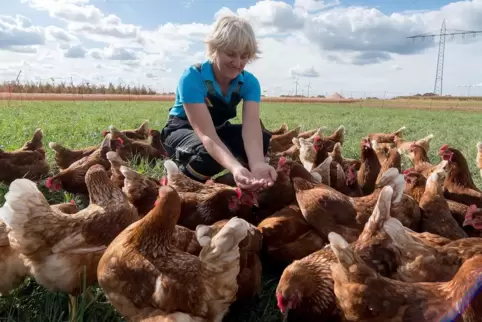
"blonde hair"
206,15,260,63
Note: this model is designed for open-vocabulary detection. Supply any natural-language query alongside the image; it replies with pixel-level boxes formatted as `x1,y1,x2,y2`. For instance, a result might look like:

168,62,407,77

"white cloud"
289,65,320,78
64,44,86,58
0,15,45,50
294,0,340,12
88,46,139,61
1,0,482,97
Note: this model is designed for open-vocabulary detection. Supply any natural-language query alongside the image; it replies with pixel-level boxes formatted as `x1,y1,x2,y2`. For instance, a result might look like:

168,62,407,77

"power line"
407,20,482,96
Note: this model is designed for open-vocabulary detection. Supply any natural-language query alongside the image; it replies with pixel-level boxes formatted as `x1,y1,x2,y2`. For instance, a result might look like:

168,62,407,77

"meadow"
0,99,481,321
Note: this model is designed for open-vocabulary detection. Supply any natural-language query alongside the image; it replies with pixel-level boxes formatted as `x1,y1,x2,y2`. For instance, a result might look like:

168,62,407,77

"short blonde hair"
206,15,260,62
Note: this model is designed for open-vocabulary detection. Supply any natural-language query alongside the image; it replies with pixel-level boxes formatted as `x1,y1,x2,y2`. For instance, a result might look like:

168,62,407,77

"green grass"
0,100,481,321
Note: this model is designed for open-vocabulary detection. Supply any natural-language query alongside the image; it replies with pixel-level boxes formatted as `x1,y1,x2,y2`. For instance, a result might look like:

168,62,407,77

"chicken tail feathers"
48,142,67,153
198,217,250,265
0,179,48,228
106,151,125,165
119,165,141,181
0,179,52,254
163,160,180,179
393,126,406,136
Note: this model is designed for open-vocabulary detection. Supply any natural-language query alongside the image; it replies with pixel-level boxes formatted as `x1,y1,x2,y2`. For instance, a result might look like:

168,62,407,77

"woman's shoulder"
241,69,260,88
178,63,205,88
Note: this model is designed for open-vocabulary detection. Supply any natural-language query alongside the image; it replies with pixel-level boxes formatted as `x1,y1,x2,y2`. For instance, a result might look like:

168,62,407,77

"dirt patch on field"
1,92,481,112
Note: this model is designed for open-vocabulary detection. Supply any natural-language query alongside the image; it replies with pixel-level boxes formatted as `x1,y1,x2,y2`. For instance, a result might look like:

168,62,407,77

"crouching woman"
160,15,277,191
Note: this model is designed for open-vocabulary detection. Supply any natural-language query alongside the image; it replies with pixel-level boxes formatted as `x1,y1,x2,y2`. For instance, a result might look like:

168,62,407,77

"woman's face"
214,50,250,80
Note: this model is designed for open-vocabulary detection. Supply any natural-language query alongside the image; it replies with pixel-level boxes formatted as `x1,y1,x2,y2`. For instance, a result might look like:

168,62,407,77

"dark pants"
161,117,271,182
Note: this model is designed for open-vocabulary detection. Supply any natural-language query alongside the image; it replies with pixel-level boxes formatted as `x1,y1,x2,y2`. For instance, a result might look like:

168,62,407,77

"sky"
1,0,482,97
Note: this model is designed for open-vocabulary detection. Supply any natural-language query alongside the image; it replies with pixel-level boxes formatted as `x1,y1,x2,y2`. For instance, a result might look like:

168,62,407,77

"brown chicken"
46,136,112,194
403,169,474,234
161,160,257,226
97,185,251,322
294,136,318,171
148,129,168,157
396,133,434,160
102,120,150,140
15,128,45,156
463,205,482,231
325,125,346,146
0,164,138,321
49,142,99,170
0,149,50,183
328,142,361,172
120,164,202,254
342,164,364,197
257,204,325,263
109,125,165,163
375,147,401,184
0,219,29,296
403,169,427,202
418,169,468,240
119,165,161,218
162,159,208,192
275,185,403,321
106,151,128,188
206,219,263,302
177,187,252,230
254,156,320,222
293,167,403,243
357,137,381,195
367,126,406,143
260,120,288,135
269,126,301,153
439,144,482,208
329,231,482,322
380,216,482,285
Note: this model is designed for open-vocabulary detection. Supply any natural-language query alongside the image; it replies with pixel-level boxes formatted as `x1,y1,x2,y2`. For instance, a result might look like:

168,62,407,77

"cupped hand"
250,162,278,189
232,166,264,191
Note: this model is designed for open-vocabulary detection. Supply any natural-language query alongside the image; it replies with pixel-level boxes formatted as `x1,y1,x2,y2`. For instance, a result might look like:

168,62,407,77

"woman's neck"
212,62,232,87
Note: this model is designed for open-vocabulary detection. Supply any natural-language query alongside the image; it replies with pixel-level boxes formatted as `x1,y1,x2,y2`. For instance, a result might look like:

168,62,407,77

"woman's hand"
231,166,262,191
250,162,278,189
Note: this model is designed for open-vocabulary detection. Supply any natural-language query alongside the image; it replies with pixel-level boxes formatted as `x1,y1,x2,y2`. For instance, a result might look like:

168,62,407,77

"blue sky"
1,0,482,96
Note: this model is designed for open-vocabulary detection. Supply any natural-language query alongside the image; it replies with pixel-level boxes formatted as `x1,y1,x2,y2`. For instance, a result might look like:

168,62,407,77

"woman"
160,15,277,191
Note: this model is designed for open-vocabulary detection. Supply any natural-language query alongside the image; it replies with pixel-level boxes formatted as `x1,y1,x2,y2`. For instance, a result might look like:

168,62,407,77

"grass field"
0,100,481,321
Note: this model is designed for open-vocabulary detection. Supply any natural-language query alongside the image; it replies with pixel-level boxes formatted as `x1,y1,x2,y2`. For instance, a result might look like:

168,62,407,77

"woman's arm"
241,100,265,169
183,103,244,174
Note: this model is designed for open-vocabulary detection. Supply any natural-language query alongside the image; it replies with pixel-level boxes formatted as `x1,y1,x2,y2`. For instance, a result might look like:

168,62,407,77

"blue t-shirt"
169,60,261,118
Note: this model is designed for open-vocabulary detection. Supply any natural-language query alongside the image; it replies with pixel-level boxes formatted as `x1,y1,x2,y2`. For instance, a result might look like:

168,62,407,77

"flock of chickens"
1,119,482,322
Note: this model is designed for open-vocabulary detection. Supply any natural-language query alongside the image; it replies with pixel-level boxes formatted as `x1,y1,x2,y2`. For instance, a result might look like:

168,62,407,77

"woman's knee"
186,151,224,180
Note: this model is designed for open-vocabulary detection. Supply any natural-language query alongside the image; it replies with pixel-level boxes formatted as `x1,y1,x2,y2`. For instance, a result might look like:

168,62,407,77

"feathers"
0,178,48,228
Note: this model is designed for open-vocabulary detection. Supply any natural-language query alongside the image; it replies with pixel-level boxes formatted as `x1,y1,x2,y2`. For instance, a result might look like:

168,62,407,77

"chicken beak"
463,218,473,227
253,198,259,208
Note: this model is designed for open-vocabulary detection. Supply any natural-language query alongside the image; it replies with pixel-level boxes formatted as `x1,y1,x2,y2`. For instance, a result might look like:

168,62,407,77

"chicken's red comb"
278,156,287,167
234,187,242,199
69,199,76,205
314,135,322,142
118,137,124,144
102,130,108,137
466,204,478,218
439,144,449,152
148,129,153,135
159,177,167,185
403,168,415,175
45,177,52,188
